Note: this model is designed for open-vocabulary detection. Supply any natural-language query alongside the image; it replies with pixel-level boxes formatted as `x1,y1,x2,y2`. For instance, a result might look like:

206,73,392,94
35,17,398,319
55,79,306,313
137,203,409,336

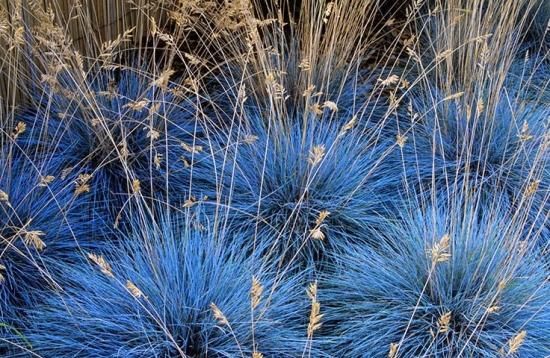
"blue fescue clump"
17,66,207,209
392,65,549,247
21,210,316,357
321,200,550,357
0,153,110,338
192,109,405,266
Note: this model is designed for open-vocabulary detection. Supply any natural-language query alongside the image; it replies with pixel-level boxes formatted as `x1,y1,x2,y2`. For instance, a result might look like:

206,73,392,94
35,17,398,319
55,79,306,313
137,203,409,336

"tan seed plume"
429,234,451,263
378,74,400,87
151,69,175,90
307,281,322,337
437,311,452,333
132,179,141,194
396,134,407,148
39,175,55,187
75,173,92,196
524,180,540,197
250,276,263,310
87,253,114,278
181,142,203,154
0,190,9,202
126,280,145,299
507,330,527,355
210,303,228,326
322,101,338,112
388,342,398,358
23,230,46,251
308,145,326,166
12,121,26,140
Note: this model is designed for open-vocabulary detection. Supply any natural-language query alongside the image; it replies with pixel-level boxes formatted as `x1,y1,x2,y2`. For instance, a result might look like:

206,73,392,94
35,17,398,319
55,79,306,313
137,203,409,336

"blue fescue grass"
0,151,111,348
389,52,549,248
321,198,550,357
0,2,548,356
19,208,318,357
189,107,408,268
18,66,208,209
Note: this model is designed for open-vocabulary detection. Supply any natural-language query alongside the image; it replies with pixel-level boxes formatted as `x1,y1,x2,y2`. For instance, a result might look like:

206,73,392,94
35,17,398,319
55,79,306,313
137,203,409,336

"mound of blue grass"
18,67,210,209
190,110,407,267
391,74,549,246
21,211,317,357
0,153,111,345
321,200,550,357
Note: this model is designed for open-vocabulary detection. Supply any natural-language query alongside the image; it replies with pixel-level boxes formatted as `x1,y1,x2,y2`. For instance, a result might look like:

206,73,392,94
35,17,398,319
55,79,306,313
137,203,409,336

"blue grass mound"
194,113,405,267
0,152,112,355
394,64,549,246
322,200,550,357
22,211,316,357
18,67,207,208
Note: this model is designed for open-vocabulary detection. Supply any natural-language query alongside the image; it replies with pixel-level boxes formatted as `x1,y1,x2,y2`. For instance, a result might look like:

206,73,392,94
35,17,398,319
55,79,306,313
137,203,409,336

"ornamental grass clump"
322,199,549,357
20,209,317,357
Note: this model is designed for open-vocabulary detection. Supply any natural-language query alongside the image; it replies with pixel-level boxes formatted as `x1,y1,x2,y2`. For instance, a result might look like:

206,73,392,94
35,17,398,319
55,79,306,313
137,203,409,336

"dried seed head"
429,234,451,263
75,173,92,196
323,2,334,23
307,301,323,337
12,121,26,140
242,134,258,144
303,84,316,97
124,99,149,111
384,18,396,27
399,79,410,90
315,210,330,226
181,142,203,154
183,196,197,208
151,69,175,90
87,253,114,278
39,175,55,187
524,180,540,197
237,84,247,103
487,305,500,314
210,303,228,326
309,227,325,241
0,190,9,203
252,352,264,358
126,280,145,299
145,127,160,141
307,281,318,302
435,49,453,61
437,311,452,333
250,276,263,310
388,342,398,358
23,230,46,251
132,179,141,194
443,92,465,101
308,145,326,166
310,103,323,116
378,75,400,87
61,167,73,180
322,101,338,112
298,58,311,71
341,115,358,134
476,97,485,115
507,330,527,354
396,133,407,148
518,121,533,142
